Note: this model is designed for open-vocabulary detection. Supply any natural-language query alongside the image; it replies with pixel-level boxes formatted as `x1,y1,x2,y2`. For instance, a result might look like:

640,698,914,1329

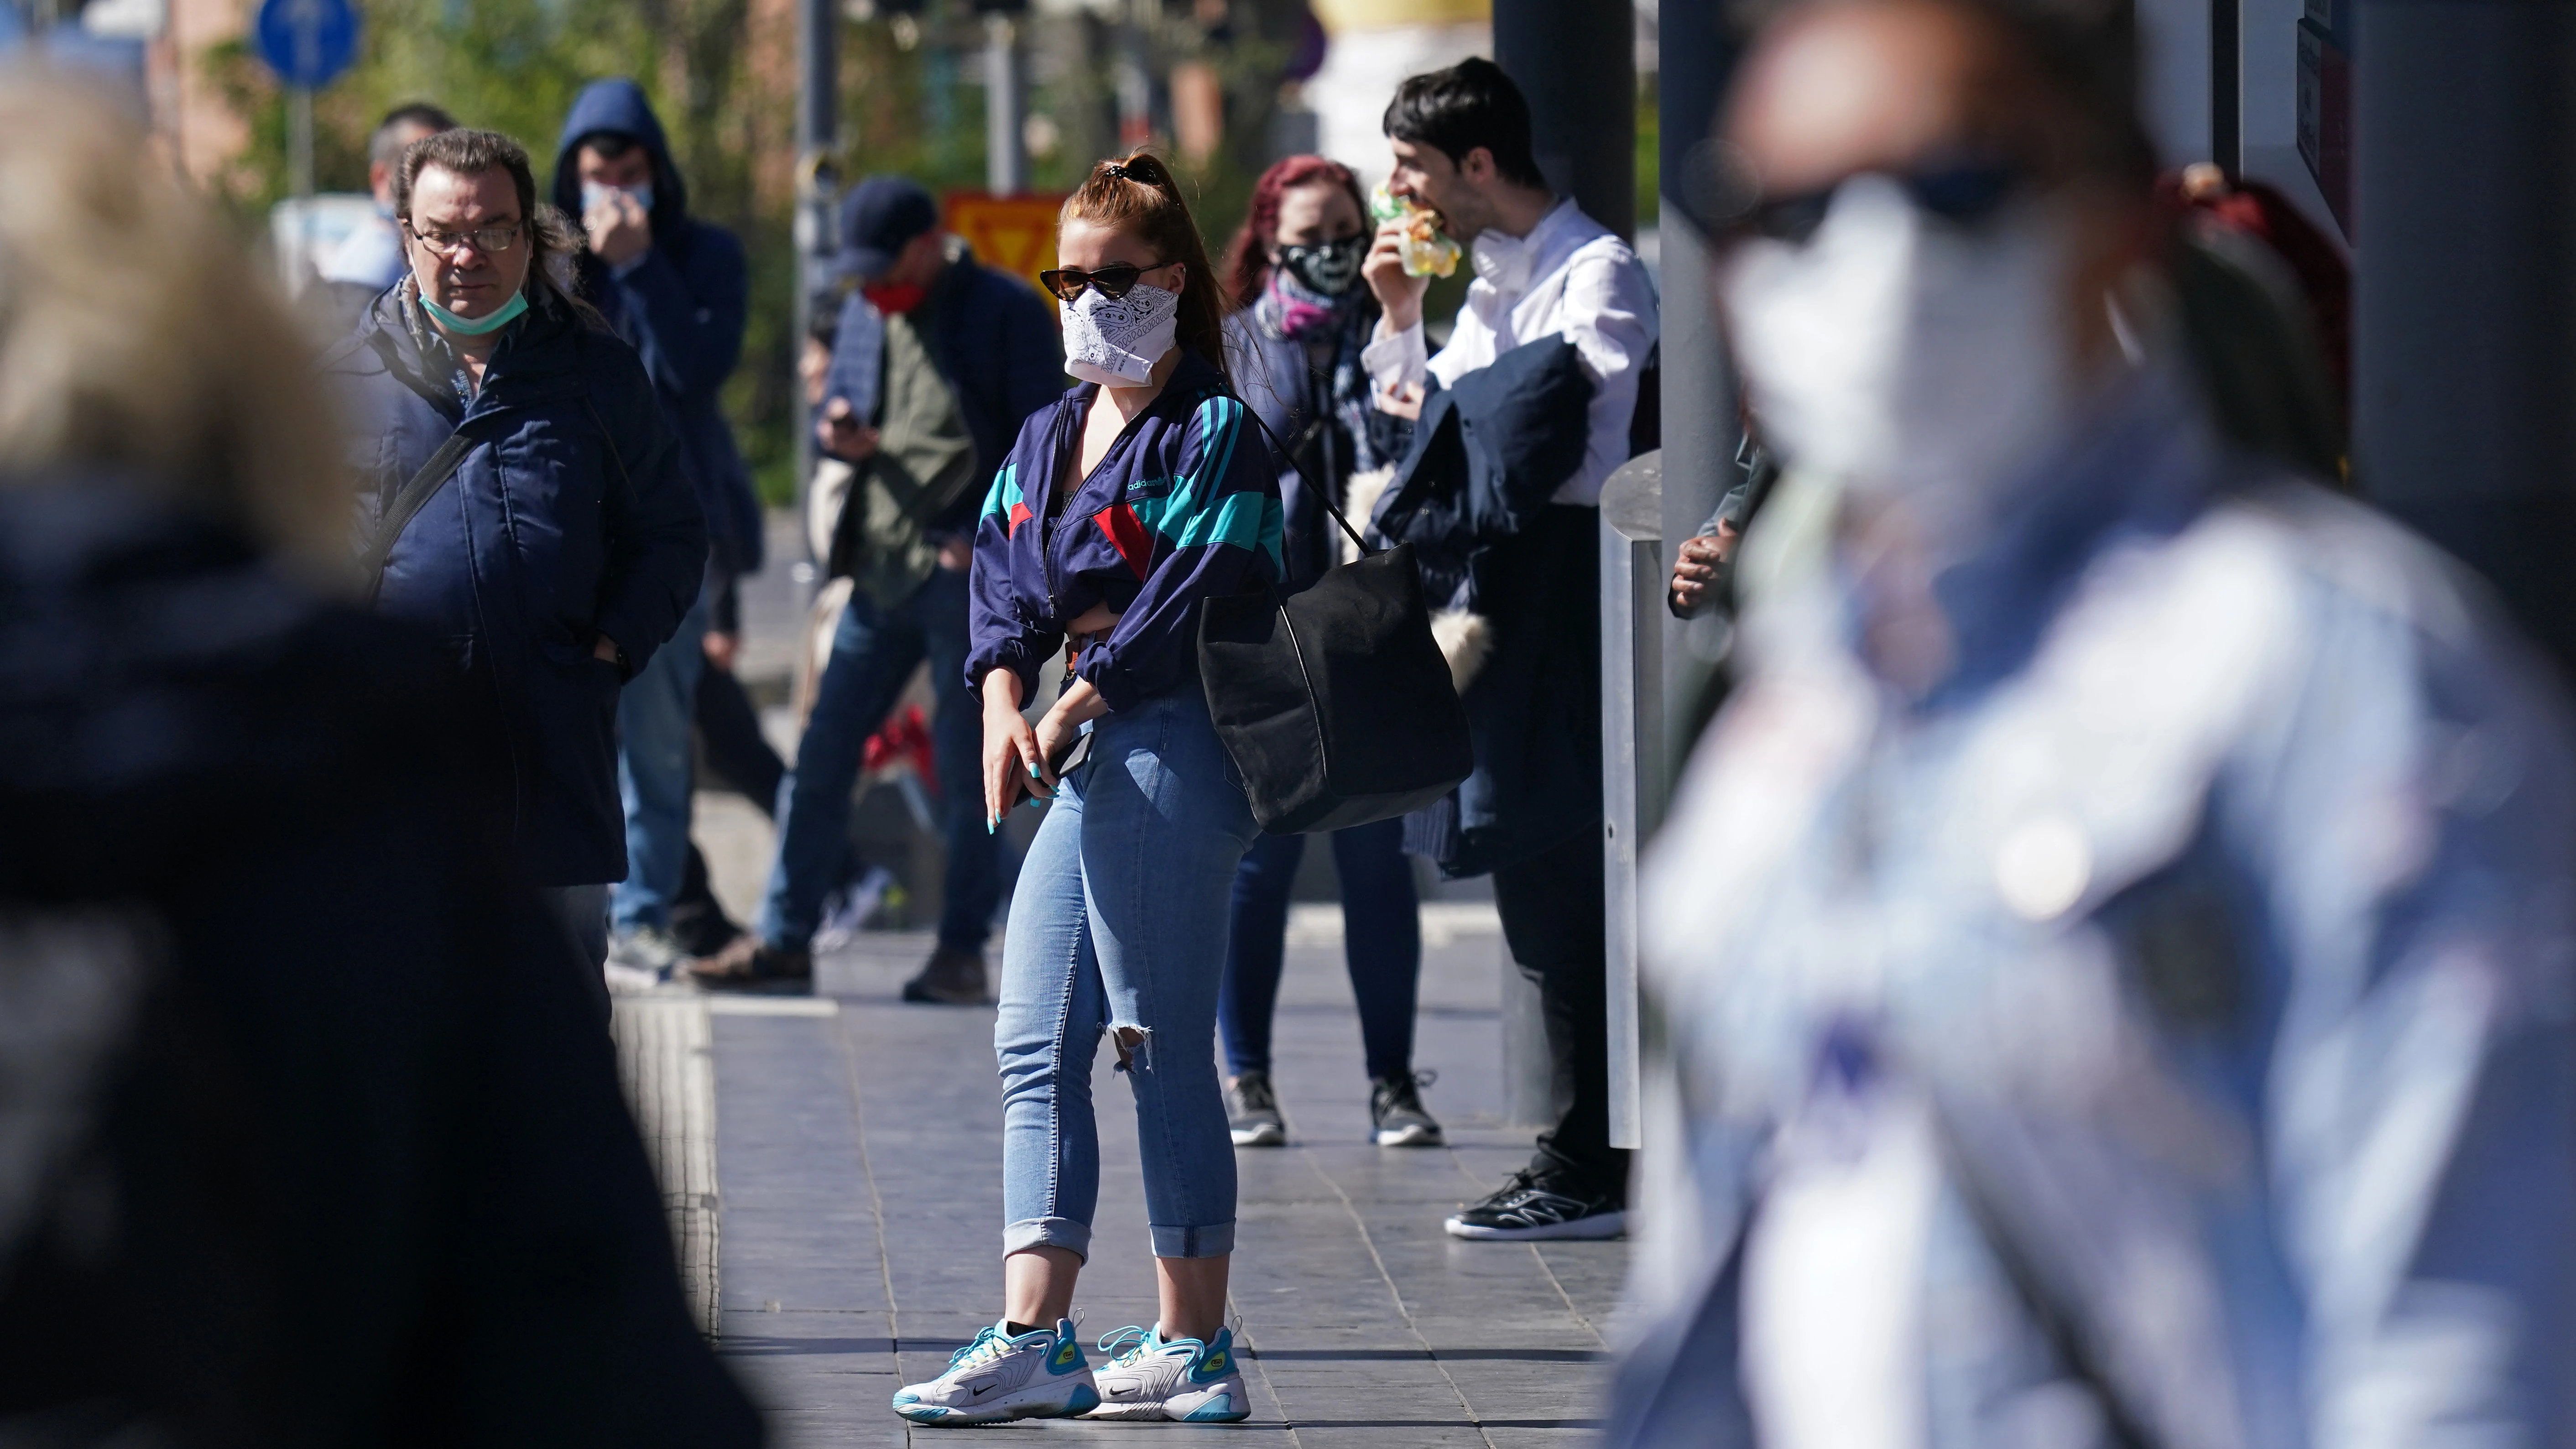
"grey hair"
371,101,457,173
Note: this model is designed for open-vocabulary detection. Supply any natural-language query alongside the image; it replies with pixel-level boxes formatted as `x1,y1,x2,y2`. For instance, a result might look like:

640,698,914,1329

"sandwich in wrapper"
1370,184,1461,279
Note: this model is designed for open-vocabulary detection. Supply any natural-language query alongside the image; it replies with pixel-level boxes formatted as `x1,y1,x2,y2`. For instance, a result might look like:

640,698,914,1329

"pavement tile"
711,928,1624,1448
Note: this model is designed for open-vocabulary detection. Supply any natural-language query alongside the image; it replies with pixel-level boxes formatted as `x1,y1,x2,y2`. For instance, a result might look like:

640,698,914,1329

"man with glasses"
691,176,1059,996
328,127,705,978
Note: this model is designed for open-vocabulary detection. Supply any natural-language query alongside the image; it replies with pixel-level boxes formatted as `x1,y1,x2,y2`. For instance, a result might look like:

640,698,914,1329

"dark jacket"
552,78,761,575
1369,336,1603,877
327,288,706,886
965,352,1283,712
825,243,1064,537
1223,303,1405,589
0,479,759,1449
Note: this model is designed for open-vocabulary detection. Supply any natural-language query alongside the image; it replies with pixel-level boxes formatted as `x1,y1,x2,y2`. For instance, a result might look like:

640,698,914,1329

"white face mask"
581,180,653,216
1063,281,1181,387
1718,175,2082,544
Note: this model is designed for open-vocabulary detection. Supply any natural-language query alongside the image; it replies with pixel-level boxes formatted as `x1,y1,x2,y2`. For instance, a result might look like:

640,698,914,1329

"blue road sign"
255,0,357,88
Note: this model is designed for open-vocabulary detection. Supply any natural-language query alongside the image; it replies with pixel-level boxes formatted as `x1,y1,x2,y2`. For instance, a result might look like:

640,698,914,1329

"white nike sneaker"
1084,1324,1251,1422
890,1318,1100,1426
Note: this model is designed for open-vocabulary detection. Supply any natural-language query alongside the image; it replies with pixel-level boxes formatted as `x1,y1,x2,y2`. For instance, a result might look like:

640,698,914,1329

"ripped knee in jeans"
1110,1024,1149,1073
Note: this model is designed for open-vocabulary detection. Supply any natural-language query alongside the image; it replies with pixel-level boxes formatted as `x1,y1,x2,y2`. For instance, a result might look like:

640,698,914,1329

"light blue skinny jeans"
994,685,1260,1262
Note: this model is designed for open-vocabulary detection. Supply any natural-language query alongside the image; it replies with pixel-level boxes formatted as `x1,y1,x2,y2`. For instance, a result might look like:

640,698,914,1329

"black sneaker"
1443,1168,1625,1241
1228,1072,1286,1147
1369,1071,1444,1147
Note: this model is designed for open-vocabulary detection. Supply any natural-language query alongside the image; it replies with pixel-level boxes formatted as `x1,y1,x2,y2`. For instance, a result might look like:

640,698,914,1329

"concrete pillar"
2354,1,2576,676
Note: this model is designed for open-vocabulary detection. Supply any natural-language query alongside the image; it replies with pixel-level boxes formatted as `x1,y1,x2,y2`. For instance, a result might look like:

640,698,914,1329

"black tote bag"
1199,410,1473,834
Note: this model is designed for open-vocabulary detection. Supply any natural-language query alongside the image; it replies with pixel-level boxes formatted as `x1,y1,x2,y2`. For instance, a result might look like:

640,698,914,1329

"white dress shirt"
1361,197,1659,506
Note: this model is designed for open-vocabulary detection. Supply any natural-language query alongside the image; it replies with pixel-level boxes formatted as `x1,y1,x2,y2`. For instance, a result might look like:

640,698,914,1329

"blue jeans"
759,567,995,954
1218,818,1423,1082
612,589,710,934
994,688,1260,1262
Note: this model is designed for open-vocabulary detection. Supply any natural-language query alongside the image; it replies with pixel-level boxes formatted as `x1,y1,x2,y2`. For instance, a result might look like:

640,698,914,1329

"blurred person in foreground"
691,177,1060,998
316,101,458,311
1362,57,1659,1241
0,74,758,1445
327,128,705,973
1617,0,2576,1441
1213,153,1440,1151
549,77,761,983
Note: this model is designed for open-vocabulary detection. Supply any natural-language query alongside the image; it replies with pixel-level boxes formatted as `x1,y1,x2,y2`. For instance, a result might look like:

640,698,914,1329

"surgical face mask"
1062,281,1180,387
580,180,653,216
1717,174,2082,544
1278,235,1365,296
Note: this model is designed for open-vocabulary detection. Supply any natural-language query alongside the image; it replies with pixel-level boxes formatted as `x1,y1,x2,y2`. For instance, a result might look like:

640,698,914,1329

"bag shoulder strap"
1229,390,1371,557
360,428,476,604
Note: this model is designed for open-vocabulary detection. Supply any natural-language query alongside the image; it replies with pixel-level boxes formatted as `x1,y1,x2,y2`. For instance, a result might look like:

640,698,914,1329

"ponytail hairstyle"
1224,154,1369,308
1061,150,1231,380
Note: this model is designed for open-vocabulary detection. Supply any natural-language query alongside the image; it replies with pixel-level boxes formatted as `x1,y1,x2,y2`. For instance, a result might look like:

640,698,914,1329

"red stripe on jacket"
1095,502,1152,580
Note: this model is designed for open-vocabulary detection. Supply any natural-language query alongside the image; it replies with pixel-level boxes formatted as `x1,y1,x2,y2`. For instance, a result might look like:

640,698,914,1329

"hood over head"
552,77,686,235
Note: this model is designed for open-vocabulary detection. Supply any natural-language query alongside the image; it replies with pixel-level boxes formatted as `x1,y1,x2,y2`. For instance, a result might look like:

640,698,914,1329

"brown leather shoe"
901,947,989,1005
686,936,813,994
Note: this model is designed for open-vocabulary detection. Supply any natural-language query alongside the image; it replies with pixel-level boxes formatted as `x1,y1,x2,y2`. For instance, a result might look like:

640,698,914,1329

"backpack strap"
360,428,477,605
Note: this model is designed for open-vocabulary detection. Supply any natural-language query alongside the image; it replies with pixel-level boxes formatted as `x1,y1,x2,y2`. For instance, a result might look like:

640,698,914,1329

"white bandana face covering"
1063,281,1181,386
1718,175,2081,547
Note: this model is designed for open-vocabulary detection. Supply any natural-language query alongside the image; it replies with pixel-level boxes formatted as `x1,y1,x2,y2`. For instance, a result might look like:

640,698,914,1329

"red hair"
1223,154,1368,308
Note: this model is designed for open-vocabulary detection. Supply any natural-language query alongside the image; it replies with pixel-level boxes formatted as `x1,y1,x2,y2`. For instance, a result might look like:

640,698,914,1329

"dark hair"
370,102,456,172
574,130,640,160
1381,57,1547,190
1061,150,1230,379
1223,154,1369,308
395,128,590,319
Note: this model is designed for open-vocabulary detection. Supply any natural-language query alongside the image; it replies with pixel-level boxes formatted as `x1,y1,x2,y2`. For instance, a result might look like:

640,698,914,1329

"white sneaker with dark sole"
891,1319,1100,1426
1084,1324,1251,1422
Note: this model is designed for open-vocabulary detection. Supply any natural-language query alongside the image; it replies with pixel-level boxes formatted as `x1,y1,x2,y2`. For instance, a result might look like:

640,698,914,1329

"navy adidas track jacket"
965,351,1283,712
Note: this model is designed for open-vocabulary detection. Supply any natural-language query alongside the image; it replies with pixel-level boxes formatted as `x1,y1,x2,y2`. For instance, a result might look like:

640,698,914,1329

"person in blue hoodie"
327,126,706,969
549,77,762,981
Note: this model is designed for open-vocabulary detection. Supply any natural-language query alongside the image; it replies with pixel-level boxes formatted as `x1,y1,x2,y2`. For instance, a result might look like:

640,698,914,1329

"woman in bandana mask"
911,152,1281,1427
1210,157,1443,1155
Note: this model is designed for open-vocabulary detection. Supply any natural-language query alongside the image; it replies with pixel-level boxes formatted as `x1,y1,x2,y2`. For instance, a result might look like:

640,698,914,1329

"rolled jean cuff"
1148,1221,1235,1259
1005,1215,1091,1262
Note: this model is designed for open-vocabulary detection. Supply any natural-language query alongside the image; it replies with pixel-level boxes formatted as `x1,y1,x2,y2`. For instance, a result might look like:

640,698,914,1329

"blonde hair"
0,71,347,562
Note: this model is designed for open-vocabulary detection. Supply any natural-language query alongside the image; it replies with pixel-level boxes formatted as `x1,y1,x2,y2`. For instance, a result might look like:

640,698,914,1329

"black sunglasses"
1039,260,1172,303
1276,236,1364,266
1716,161,2028,249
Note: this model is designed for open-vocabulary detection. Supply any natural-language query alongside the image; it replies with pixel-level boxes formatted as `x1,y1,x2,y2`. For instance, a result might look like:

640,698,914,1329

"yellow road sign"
944,192,1069,301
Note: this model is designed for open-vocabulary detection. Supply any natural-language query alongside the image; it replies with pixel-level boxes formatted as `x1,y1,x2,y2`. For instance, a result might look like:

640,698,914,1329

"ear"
1463,146,1497,185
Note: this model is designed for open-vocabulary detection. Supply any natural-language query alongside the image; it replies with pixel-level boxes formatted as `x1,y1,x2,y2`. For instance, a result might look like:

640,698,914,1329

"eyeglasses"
1714,161,2028,249
1038,260,1172,303
405,220,524,258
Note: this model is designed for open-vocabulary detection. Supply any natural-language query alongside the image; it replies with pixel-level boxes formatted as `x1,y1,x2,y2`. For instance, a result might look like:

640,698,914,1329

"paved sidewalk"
709,918,1626,1448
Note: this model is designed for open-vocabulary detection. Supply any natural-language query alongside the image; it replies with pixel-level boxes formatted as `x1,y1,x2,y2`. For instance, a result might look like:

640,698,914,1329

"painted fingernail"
1027,761,1043,779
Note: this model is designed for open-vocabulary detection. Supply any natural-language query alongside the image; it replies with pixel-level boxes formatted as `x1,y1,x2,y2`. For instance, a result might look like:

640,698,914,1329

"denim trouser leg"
1331,817,1423,1082
759,583,926,950
996,689,1259,1261
612,590,710,933
918,569,1000,954
1218,832,1308,1078
995,787,1109,1261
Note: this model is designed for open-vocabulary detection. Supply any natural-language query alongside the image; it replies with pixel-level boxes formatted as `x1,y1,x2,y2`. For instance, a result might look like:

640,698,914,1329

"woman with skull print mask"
1210,156,1442,1154
902,151,1281,1428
